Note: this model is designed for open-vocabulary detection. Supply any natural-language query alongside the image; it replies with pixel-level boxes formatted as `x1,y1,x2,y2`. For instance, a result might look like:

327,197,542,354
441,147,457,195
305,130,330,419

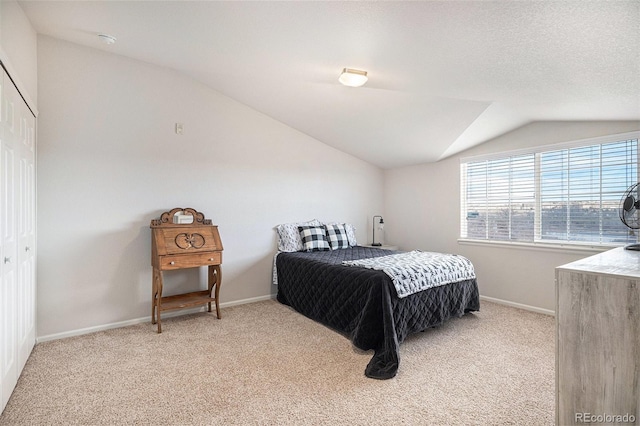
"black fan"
619,183,640,250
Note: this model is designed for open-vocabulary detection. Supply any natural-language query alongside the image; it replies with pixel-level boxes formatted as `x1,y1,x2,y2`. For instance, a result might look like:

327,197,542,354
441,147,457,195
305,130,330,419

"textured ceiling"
19,1,640,169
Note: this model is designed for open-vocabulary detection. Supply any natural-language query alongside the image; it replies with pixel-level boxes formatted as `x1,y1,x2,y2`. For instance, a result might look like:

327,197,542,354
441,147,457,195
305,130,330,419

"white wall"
0,0,37,109
37,36,384,337
385,121,640,312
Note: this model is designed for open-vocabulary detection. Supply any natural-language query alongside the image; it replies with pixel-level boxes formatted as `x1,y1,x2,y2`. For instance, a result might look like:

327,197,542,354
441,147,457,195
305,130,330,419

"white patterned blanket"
342,250,476,298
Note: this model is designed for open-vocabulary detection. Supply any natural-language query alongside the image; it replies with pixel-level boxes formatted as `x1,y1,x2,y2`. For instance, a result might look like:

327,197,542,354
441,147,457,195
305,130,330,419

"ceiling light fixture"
98,34,117,45
339,68,368,87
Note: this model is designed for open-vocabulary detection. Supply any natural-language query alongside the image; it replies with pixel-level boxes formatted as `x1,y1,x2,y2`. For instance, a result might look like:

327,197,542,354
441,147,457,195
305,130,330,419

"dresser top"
557,247,640,279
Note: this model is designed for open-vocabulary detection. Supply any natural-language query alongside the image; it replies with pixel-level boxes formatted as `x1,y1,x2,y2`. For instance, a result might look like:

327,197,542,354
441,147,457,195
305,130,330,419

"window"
460,132,639,247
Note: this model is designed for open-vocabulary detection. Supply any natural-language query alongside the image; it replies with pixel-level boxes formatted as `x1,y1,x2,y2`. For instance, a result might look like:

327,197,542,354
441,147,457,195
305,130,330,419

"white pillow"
276,219,321,252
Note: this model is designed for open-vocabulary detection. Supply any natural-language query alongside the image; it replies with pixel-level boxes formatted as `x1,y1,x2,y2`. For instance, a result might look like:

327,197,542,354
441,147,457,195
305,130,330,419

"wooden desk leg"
156,271,164,333
214,265,222,319
209,265,222,319
151,268,159,325
207,265,213,313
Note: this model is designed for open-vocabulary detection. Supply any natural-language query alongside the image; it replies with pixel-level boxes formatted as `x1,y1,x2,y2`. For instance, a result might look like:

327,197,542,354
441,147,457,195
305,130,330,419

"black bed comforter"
275,246,479,379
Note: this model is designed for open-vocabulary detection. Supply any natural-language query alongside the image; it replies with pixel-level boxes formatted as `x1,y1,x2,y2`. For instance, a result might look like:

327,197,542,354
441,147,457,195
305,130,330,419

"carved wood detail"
150,207,212,227
174,233,205,250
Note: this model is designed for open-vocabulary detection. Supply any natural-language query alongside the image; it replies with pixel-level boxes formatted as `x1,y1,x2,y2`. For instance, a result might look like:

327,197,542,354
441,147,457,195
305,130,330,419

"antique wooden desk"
150,208,223,333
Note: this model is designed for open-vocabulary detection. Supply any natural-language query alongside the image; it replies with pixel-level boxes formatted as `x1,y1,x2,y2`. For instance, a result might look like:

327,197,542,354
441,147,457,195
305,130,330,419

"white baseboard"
36,294,275,343
480,295,555,316
38,294,553,343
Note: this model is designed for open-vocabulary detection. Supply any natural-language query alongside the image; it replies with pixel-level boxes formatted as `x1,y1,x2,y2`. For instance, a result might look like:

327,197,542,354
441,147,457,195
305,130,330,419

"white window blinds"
461,134,639,247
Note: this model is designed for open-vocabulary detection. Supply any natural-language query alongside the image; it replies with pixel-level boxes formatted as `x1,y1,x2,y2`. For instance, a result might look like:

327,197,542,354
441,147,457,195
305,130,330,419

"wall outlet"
175,123,184,135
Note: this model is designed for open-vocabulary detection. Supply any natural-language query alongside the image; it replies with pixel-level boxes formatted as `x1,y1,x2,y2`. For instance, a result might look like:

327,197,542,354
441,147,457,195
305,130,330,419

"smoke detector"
98,34,117,45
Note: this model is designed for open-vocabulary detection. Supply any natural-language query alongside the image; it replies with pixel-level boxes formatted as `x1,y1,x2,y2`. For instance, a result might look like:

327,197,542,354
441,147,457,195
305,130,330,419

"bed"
274,240,480,379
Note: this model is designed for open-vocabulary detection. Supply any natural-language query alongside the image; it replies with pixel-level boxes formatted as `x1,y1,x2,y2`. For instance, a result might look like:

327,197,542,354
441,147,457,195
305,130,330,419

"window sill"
457,238,621,255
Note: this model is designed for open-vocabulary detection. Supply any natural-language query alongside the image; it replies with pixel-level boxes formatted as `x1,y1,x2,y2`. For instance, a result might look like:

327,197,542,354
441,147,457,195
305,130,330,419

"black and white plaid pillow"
323,222,357,246
325,223,349,250
298,225,331,252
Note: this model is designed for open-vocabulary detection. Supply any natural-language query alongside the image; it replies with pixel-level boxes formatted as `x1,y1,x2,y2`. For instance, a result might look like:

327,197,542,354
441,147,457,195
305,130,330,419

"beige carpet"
0,299,554,425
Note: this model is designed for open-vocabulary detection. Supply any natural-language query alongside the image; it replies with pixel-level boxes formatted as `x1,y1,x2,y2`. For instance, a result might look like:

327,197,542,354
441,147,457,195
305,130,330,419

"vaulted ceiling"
19,1,640,169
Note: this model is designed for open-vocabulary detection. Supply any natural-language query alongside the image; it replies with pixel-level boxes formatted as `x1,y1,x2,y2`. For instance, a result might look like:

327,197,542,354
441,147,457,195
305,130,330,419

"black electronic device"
619,183,640,250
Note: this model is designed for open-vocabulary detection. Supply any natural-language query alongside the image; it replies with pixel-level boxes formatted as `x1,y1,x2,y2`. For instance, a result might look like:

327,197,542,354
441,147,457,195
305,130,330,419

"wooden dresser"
556,248,639,425
150,208,223,333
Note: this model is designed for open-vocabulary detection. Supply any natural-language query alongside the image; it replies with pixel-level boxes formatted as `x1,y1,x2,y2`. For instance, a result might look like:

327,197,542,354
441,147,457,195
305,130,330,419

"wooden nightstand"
150,208,223,333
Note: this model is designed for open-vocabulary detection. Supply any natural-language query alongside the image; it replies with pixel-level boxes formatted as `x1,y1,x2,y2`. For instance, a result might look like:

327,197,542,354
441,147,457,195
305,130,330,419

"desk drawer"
160,252,221,270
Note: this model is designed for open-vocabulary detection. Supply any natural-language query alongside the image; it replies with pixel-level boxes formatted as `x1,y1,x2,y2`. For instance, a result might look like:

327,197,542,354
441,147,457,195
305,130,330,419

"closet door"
0,66,19,412
16,77,36,372
0,65,36,413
